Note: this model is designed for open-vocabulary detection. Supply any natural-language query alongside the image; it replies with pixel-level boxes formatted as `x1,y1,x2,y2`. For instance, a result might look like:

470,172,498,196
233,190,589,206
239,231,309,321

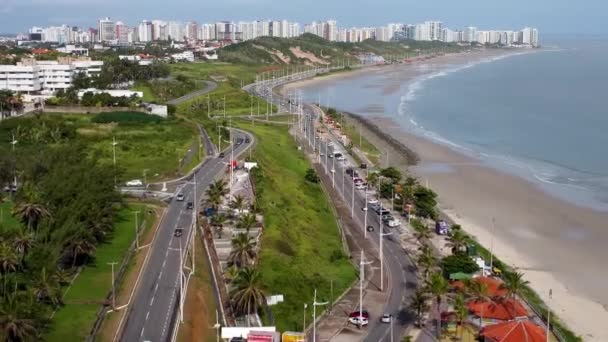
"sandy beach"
285,50,608,341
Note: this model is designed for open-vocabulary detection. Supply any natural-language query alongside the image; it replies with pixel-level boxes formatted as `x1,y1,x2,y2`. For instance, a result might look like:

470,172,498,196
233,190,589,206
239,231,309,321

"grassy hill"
219,33,462,65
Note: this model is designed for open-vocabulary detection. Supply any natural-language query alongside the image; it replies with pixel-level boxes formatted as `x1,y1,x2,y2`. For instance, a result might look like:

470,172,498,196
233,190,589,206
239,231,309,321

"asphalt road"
248,72,418,342
166,80,217,105
119,129,254,342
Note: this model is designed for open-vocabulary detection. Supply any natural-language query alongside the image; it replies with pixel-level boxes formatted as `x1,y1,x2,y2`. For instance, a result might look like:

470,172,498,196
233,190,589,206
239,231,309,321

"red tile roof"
467,298,528,321
481,319,547,342
452,277,509,297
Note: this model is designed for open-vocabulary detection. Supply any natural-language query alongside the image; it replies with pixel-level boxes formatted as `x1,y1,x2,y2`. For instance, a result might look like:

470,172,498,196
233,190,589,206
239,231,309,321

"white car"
367,198,379,204
176,193,185,201
348,316,369,326
387,219,401,228
381,314,392,323
126,179,143,187
355,184,366,190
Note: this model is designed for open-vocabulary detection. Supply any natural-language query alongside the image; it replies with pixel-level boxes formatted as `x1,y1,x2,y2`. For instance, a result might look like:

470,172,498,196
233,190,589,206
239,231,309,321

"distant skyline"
1,0,607,35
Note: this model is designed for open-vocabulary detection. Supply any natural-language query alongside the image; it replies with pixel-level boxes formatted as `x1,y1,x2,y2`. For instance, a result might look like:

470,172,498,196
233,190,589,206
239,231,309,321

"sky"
1,0,607,35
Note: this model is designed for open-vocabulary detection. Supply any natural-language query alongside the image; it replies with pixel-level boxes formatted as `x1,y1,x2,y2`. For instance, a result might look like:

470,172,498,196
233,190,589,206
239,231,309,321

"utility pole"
133,211,140,249
223,96,226,117
303,303,308,332
179,237,184,322
379,200,393,291
112,136,118,187
547,289,552,342
10,134,18,189
359,251,372,328
108,261,118,309
312,289,328,342
364,190,368,238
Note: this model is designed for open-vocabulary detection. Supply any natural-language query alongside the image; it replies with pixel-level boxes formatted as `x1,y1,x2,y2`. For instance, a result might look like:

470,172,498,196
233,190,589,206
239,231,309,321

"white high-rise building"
270,21,282,37
98,17,115,42
463,26,477,42
138,20,153,42
200,23,215,40
186,21,199,41
152,20,167,41
325,20,337,41
427,21,442,41
167,22,185,42
288,22,300,38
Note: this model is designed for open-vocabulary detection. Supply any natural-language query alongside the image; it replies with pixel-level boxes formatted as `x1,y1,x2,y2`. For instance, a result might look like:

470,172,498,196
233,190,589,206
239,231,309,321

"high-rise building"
463,26,477,42
98,17,115,42
138,20,153,42
325,20,337,41
115,21,129,45
167,22,185,42
427,21,442,41
200,24,215,40
152,20,167,41
186,21,199,41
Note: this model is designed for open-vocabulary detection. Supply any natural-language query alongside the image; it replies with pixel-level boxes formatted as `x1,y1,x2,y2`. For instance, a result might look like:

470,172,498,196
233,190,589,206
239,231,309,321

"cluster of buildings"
20,18,539,47
24,18,301,45
0,57,103,94
305,20,540,47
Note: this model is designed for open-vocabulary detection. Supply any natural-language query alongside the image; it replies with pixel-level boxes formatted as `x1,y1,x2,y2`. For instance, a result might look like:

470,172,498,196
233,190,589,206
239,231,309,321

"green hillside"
218,33,463,65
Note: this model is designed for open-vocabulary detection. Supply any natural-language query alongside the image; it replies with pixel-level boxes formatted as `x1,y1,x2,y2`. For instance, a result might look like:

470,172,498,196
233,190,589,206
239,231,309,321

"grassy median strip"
46,203,154,341
236,121,357,332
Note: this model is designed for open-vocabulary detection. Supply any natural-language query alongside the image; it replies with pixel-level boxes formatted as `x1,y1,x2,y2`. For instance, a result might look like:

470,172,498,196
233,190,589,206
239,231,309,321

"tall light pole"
303,303,308,332
312,288,328,342
331,156,335,188
178,237,184,322
490,217,496,274
133,211,140,249
108,261,118,309
358,251,372,326
379,201,393,292
351,172,355,218
112,136,118,187
547,289,552,342
364,190,368,239
10,134,17,189
223,96,226,117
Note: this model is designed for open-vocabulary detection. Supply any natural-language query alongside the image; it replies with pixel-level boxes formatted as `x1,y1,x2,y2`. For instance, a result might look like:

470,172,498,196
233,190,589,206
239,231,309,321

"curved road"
246,71,418,342
166,80,217,106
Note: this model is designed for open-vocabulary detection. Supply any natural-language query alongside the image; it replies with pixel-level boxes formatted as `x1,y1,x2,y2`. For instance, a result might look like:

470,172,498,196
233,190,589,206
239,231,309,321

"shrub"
304,168,320,183
91,111,163,124
440,254,479,276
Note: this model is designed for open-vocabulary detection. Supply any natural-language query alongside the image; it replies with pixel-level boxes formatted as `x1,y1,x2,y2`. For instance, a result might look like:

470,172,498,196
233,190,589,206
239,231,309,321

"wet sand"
285,50,608,341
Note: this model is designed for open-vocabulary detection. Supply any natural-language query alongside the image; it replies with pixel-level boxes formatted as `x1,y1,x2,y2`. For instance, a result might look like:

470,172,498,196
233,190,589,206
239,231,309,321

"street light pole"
10,134,17,189
179,237,184,322
133,211,140,249
379,201,393,292
364,191,368,239
108,261,118,309
303,303,308,332
312,288,328,342
112,136,118,187
359,251,372,327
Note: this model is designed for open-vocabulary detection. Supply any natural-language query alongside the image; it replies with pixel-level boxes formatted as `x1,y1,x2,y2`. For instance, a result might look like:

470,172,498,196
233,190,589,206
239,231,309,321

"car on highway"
367,226,375,232
382,215,395,223
381,314,392,323
353,177,364,184
375,207,390,215
367,198,379,204
355,183,366,190
369,203,381,212
346,168,354,176
219,152,225,158
176,193,185,201
187,202,193,210
174,228,183,237
245,138,251,143
348,316,369,326
336,154,345,161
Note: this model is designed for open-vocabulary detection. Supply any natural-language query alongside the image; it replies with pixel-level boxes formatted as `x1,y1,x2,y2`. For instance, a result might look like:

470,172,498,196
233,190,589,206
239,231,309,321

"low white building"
0,57,103,95
171,51,195,62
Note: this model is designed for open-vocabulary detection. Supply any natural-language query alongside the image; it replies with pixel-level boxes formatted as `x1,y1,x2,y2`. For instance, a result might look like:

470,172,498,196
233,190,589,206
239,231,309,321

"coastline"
283,50,608,341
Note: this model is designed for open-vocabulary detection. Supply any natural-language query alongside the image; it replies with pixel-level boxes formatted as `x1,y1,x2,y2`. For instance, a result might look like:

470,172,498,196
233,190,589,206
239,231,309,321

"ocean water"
298,40,608,211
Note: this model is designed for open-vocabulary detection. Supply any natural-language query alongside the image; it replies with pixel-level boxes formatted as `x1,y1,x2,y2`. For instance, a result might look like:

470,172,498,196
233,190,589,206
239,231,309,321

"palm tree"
12,201,50,233
412,221,431,242
446,229,471,255
499,271,530,299
0,293,37,342
224,265,240,283
12,230,33,261
367,172,379,189
210,214,228,238
426,272,450,339
236,213,257,231
229,233,257,267
0,242,19,274
464,280,492,329
453,293,468,341
32,267,62,307
408,288,429,327
229,194,247,215
64,235,96,268
417,244,437,279
230,267,267,318
206,179,228,210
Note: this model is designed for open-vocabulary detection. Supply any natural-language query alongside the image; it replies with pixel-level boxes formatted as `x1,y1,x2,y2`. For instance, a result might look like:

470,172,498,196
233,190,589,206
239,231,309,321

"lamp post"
379,201,393,292
364,190,368,239
547,289,552,342
303,303,308,332
358,251,372,328
108,261,118,309
133,211,140,249
10,134,17,189
312,289,328,342
112,136,118,187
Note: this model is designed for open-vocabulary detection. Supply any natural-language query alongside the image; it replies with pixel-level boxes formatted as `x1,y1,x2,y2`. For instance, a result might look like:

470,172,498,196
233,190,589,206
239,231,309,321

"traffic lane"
139,186,195,340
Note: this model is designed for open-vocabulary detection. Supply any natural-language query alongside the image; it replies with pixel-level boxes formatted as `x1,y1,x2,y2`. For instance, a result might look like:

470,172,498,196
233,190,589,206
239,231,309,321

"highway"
248,69,418,342
119,130,254,342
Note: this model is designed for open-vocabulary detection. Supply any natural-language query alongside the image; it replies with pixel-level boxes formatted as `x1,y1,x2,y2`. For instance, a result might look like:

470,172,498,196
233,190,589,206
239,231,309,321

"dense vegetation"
0,115,123,339
235,121,356,331
219,33,464,65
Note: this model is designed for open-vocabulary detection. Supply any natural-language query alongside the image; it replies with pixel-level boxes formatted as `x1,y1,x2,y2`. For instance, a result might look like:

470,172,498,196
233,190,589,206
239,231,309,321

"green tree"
12,201,50,234
446,229,471,255
411,219,431,242
417,244,437,279
210,213,228,238
440,254,479,276
413,185,438,219
426,272,450,339
12,230,33,262
380,166,402,183
236,213,257,232
0,242,19,274
499,271,530,299
408,288,429,327
230,267,267,317
229,233,257,268
0,293,38,342
464,280,492,328
31,267,62,307
229,194,247,215
453,293,468,341
304,168,320,183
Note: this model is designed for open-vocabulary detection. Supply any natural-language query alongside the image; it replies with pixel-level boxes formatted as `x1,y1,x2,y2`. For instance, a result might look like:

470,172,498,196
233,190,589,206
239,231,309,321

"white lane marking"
146,311,150,321
149,296,155,306
139,328,145,338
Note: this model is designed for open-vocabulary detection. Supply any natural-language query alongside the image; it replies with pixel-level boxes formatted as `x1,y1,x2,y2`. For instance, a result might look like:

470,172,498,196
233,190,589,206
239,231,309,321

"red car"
349,310,369,319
